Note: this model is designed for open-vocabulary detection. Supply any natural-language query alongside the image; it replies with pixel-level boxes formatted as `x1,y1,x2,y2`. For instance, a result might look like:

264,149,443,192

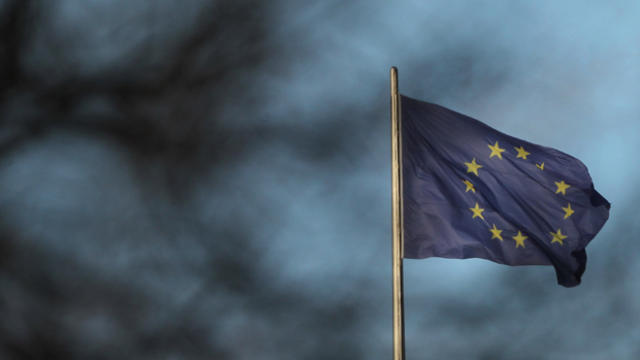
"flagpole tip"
390,67,398,94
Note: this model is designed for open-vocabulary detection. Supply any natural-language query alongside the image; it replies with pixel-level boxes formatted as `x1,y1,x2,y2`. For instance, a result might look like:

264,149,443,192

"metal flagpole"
390,66,405,360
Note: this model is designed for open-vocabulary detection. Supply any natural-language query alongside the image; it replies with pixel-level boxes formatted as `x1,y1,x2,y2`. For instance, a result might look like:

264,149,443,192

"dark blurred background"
0,1,638,359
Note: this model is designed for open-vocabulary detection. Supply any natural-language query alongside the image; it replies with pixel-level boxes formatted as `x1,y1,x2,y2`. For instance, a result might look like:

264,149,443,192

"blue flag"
401,95,610,287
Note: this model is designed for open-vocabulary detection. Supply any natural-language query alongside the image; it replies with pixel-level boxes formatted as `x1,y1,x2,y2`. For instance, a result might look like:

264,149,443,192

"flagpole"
390,66,405,360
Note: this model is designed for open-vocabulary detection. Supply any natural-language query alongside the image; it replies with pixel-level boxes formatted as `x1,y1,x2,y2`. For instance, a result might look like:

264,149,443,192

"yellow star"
464,158,483,176
550,228,567,245
462,179,475,193
469,202,485,220
489,224,503,241
562,203,574,219
514,146,530,160
555,180,571,195
536,162,544,170
488,141,506,159
512,230,527,248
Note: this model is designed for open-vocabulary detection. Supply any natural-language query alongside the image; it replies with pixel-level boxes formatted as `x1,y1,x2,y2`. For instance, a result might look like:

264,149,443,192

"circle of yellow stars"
461,140,576,249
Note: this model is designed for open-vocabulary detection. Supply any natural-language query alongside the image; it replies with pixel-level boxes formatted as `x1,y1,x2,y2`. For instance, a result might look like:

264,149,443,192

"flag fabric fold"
401,95,610,287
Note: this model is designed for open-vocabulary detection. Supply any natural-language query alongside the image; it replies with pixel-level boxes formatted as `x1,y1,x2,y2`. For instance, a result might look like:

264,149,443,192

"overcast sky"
0,1,638,359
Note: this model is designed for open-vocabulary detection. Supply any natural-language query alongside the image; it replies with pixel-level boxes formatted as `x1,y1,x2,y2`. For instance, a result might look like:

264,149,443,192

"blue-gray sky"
0,1,638,359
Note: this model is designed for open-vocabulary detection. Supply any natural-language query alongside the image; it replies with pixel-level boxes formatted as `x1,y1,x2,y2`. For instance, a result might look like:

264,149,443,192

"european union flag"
401,95,610,287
